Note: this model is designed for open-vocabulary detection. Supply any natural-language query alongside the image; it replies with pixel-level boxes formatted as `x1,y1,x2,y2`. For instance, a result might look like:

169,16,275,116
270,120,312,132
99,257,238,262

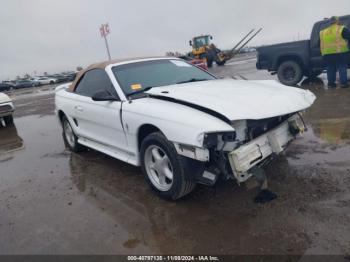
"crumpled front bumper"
228,115,304,183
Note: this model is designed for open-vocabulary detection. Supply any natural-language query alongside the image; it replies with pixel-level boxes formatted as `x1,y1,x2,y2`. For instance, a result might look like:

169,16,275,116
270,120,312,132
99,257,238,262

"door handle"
75,105,83,112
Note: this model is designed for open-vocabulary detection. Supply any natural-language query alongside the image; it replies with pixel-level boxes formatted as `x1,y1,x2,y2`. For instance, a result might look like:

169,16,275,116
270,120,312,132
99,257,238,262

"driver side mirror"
92,90,119,101
189,40,192,46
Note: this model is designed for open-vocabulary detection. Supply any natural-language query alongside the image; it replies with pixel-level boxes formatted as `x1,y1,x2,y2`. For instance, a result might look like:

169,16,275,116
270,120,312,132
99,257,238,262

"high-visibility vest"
320,24,349,55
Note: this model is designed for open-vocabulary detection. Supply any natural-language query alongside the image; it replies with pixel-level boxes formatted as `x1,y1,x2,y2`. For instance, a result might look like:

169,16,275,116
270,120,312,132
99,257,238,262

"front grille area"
246,114,292,140
0,104,13,114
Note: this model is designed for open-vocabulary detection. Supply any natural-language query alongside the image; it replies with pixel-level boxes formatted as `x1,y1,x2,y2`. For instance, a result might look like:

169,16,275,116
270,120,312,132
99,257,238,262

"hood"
0,92,11,104
146,79,316,121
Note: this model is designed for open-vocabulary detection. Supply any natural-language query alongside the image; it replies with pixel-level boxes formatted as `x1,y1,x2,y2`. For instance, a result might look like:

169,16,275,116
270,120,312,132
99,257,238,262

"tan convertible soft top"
68,56,169,92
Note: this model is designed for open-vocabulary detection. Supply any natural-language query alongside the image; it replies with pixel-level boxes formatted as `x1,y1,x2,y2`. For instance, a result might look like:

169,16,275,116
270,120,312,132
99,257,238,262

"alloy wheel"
144,145,174,191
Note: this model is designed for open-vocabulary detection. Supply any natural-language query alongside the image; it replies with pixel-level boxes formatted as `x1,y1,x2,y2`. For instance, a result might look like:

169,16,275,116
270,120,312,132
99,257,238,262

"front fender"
122,97,234,159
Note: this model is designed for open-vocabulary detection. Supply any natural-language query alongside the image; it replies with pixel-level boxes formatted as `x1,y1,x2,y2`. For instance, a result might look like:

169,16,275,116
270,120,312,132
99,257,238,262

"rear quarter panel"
54,84,77,127
257,40,310,71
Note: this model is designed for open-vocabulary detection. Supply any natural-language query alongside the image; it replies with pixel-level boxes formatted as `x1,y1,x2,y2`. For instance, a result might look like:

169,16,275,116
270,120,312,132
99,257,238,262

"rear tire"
140,132,196,200
216,60,226,66
4,115,14,126
61,116,84,152
277,60,303,86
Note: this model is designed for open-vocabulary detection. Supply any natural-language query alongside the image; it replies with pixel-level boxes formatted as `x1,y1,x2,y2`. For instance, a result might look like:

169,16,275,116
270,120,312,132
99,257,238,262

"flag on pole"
100,23,110,38
100,25,105,37
105,23,110,34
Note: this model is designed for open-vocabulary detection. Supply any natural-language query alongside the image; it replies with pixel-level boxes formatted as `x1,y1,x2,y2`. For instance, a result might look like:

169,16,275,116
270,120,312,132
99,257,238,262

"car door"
70,69,128,154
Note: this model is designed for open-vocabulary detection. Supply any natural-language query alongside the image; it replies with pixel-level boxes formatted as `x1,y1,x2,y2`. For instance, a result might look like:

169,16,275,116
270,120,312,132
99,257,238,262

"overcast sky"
0,0,349,79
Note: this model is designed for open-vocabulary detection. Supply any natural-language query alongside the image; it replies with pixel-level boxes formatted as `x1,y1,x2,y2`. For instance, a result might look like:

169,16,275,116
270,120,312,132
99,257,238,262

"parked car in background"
14,80,36,89
0,83,13,92
29,78,41,86
2,81,15,87
240,47,257,53
66,72,77,82
0,92,14,125
55,57,315,200
49,75,68,83
32,77,57,85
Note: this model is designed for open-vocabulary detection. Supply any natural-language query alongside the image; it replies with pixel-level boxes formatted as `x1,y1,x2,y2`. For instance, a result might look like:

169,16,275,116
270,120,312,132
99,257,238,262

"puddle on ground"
285,86,350,167
0,124,24,156
123,238,141,249
1,85,350,255
311,118,350,144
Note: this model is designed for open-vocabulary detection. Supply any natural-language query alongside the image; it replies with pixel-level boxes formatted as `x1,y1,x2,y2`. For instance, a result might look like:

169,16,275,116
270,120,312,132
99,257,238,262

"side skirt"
78,137,139,166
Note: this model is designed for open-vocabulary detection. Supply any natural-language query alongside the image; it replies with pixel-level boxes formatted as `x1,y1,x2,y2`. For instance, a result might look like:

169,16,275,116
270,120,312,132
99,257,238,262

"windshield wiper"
176,78,209,84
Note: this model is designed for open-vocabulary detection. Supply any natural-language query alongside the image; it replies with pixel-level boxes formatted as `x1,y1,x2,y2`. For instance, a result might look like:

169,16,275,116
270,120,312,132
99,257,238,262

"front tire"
62,116,84,152
216,60,226,66
140,132,196,200
277,60,303,86
4,115,14,126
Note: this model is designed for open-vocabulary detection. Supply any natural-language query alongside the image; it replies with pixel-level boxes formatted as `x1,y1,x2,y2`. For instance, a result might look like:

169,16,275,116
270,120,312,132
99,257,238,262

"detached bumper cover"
228,116,302,182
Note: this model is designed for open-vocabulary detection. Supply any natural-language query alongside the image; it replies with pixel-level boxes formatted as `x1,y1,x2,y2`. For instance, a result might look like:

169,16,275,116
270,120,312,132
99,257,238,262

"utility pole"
100,23,111,60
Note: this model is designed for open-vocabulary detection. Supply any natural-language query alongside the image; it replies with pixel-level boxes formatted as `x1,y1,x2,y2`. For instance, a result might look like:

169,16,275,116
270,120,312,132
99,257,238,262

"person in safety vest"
319,16,350,88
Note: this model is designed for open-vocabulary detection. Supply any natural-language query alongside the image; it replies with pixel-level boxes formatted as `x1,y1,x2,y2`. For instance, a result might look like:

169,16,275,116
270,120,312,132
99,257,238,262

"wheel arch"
275,54,304,71
57,109,66,124
137,124,163,152
57,110,74,129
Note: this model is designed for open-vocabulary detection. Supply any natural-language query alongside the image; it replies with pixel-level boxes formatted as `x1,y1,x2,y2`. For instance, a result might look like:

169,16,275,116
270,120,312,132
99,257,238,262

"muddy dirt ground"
1,55,350,256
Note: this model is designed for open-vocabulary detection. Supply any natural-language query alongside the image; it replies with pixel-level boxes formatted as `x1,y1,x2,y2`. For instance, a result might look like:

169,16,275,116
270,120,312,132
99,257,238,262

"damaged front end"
229,113,305,183
175,113,306,186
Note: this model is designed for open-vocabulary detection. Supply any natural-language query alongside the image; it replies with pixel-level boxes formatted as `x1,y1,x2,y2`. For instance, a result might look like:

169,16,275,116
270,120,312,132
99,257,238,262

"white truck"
0,92,14,126
55,57,316,200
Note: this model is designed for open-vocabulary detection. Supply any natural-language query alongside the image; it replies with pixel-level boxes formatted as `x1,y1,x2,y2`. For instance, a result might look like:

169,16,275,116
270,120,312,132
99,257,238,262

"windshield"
112,59,215,96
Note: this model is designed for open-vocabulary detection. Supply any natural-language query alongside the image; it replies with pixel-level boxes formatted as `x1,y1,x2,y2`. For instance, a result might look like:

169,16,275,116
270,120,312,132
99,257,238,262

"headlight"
203,132,236,148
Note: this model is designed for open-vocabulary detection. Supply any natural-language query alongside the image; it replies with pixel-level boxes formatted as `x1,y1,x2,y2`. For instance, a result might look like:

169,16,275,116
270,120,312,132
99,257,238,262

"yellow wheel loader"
189,29,262,67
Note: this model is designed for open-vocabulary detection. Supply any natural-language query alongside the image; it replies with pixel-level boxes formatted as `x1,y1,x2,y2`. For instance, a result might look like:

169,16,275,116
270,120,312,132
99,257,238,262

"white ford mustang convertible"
55,57,316,199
